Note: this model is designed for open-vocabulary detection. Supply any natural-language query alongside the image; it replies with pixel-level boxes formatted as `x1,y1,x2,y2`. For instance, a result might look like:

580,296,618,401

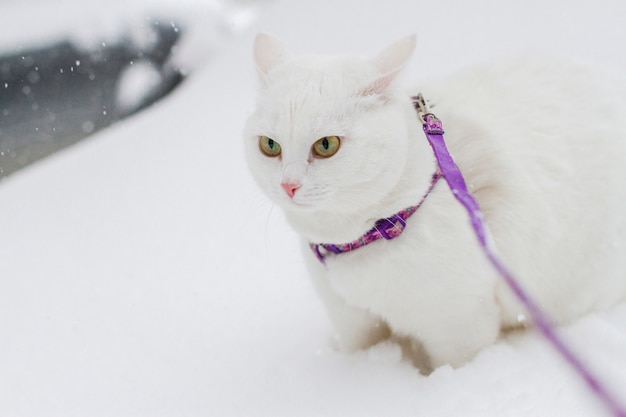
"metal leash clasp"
413,93,444,134
412,93,437,125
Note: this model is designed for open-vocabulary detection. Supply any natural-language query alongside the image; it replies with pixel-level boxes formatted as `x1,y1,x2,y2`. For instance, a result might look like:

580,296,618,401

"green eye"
259,136,281,157
312,136,341,158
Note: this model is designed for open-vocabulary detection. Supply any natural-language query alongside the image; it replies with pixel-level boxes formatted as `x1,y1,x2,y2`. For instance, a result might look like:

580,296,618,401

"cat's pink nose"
281,182,301,198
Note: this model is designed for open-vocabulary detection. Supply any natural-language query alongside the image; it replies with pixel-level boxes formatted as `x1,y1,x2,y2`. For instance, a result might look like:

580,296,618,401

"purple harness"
309,94,626,417
310,171,441,263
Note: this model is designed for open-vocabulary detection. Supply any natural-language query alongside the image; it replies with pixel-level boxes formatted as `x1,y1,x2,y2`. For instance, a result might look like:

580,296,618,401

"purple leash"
415,94,626,417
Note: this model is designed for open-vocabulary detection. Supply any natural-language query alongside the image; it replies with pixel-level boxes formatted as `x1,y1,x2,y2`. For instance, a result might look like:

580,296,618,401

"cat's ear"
253,33,290,84
364,35,416,96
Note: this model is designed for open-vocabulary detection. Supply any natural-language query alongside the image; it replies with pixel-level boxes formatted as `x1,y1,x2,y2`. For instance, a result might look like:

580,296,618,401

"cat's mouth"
281,193,325,210
285,198,313,209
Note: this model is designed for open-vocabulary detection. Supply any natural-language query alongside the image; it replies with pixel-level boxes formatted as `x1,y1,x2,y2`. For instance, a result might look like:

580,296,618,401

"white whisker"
263,204,276,259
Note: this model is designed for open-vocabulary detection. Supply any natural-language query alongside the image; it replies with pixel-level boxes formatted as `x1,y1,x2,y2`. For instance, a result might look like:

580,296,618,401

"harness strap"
310,171,440,263
418,96,626,417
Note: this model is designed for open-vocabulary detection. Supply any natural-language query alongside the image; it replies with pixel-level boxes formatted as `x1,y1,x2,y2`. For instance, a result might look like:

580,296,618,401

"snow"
115,61,164,114
1,0,626,416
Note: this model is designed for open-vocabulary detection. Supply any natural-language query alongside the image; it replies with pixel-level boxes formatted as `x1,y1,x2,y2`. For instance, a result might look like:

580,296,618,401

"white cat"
244,33,626,370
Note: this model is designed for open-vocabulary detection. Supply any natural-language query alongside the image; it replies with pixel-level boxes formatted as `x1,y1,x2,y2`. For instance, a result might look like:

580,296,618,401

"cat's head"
244,34,417,215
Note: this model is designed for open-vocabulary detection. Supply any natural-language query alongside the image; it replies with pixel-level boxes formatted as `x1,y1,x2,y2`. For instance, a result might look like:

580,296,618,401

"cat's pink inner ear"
253,33,290,81
364,35,416,96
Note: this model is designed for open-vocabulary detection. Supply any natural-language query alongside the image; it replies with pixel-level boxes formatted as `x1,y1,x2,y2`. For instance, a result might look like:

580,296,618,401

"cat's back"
421,55,626,138
418,56,626,324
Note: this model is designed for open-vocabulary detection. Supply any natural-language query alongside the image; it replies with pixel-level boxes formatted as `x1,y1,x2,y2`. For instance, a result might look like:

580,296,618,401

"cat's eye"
312,136,341,158
259,135,282,157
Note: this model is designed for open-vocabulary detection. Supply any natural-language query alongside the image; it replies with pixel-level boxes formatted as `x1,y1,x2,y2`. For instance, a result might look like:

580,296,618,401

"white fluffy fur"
244,33,626,370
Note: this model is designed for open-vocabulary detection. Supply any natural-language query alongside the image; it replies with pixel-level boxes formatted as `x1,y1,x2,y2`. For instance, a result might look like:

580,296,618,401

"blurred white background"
1,1,625,416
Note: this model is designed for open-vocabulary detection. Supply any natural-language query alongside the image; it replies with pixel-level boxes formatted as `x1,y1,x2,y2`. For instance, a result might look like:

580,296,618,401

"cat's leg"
308,268,390,351
415,297,501,368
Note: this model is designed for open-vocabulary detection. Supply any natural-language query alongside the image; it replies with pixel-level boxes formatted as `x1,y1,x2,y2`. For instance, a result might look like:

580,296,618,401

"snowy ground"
2,0,626,416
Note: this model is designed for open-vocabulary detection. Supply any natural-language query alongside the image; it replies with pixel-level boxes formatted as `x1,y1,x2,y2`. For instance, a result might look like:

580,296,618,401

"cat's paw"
391,334,433,374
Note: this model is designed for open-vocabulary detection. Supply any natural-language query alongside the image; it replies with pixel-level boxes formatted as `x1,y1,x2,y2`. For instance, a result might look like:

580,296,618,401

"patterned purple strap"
422,111,626,417
310,172,441,263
